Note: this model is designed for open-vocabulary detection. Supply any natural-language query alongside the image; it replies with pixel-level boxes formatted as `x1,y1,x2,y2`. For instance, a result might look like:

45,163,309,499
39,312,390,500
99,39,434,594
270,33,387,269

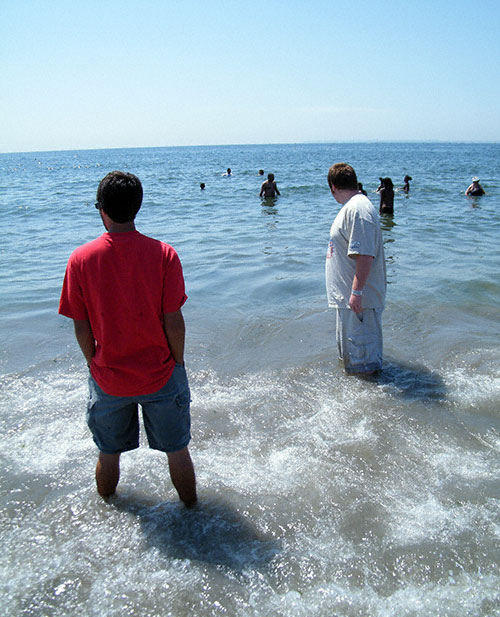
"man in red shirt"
59,171,196,506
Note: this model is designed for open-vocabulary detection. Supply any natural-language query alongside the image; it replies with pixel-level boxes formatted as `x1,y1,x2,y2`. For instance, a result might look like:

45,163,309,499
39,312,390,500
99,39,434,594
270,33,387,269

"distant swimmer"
200,183,205,190
259,169,264,176
260,173,281,199
403,175,412,193
379,177,394,215
358,182,368,196
465,176,485,196
223,168,232,177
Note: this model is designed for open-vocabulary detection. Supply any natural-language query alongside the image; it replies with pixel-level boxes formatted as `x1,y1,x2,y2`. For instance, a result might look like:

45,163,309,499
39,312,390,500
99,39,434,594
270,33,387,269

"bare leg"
96,452,120,498
167,447,197,507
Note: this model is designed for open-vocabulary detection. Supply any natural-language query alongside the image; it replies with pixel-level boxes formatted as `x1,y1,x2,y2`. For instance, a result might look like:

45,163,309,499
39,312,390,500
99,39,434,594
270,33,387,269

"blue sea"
1,142,500,616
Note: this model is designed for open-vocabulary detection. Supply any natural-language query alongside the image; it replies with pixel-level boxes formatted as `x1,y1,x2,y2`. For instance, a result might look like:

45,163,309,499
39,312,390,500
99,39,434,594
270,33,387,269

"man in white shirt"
325,163,386,374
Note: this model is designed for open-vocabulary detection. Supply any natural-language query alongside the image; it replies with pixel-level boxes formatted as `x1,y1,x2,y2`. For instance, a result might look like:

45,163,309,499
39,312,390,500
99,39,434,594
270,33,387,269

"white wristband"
351,289,363,296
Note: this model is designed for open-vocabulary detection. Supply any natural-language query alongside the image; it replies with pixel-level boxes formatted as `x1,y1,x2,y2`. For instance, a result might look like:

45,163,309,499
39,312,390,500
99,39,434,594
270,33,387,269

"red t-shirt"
59,231,187,396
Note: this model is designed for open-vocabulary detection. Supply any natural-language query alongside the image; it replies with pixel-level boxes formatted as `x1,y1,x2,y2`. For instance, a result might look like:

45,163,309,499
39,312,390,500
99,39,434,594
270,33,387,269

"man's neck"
108,223,135,234
337,189,359,205
100,209,136,232
106,221,136,233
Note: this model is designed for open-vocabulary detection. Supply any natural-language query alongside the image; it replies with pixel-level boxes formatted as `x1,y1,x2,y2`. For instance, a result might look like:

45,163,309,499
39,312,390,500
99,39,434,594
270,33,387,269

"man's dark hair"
96,171,143,223
327,163,358,190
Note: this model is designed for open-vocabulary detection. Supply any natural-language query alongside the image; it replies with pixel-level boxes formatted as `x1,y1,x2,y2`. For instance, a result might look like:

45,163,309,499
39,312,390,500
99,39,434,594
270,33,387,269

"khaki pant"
336,308,383,373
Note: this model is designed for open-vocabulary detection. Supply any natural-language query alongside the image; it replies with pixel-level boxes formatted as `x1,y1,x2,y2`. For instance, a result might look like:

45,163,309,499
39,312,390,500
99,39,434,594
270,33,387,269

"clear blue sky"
2,0,499,152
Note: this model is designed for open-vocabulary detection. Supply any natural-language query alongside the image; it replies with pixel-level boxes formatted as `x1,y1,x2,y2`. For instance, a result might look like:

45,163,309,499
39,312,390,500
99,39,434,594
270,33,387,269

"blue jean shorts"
86,364,191,455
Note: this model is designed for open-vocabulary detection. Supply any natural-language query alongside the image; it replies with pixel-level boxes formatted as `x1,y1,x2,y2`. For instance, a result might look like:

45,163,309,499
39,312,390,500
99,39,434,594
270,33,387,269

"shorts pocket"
346,333,379,367
175,387,191,410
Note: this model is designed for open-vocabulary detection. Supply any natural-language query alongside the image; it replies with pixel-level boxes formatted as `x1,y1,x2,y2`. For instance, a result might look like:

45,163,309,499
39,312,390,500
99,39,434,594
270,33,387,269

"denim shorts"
86,364,191,454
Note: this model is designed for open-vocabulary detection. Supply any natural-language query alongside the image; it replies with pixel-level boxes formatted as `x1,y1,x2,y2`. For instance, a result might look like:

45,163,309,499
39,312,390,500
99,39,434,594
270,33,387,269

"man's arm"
274,183,281,196
163,309,186,365
349,254,374,313
73,319,96,365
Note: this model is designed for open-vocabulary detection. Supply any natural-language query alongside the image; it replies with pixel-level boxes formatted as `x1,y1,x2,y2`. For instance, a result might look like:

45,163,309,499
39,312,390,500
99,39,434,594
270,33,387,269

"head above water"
267,173,275,181
404,175,412,182
96,171,143,224
327,163,358,191
383,177,394,190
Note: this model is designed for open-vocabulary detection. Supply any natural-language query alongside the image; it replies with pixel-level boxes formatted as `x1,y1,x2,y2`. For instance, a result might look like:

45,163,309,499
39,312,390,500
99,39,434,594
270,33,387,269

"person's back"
327,193,386,310
66,231,184,396
379,177,394,214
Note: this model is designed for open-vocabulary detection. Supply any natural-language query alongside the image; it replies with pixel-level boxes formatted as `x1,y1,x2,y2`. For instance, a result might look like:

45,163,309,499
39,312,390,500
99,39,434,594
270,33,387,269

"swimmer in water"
465,177,485,196
260,173,281,199
223,168,232,177
403,175,412,193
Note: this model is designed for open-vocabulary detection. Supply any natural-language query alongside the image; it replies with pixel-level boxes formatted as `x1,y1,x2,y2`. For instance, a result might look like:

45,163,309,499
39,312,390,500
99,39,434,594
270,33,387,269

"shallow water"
1,143,500,616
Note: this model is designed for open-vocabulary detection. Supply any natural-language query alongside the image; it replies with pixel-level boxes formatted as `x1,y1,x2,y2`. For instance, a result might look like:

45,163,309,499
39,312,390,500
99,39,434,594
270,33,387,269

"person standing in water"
403,175,412,193
59,171,197,506
260,173,281,199
379,177,395,215
325,163,386,375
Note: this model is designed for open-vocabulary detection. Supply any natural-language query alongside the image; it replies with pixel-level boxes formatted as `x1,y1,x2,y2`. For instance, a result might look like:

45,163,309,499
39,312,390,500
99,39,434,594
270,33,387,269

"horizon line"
1,139,499,156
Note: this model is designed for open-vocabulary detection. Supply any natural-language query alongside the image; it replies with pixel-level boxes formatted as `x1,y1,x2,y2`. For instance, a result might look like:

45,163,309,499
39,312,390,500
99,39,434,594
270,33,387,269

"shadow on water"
112,493,280,571
467,195,484,208
380,213,396,230
260,196,279,211
380,215,396,265
374,358,447,403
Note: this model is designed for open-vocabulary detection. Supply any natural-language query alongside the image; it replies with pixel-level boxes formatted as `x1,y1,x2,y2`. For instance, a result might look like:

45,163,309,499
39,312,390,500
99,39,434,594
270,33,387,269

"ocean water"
1,142,499,616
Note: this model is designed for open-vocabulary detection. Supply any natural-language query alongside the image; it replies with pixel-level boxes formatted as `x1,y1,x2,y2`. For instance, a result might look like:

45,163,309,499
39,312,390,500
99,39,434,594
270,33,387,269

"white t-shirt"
325,193,386,309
